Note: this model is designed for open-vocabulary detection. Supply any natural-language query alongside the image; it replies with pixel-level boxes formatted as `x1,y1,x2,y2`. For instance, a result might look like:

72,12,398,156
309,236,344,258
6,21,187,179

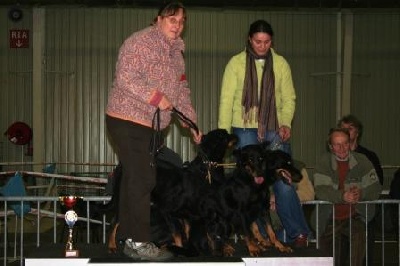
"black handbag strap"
149,108,164,166
151,107,161,133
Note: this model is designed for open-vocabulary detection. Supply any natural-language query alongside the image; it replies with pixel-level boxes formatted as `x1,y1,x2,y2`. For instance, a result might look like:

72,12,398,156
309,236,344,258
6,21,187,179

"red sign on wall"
9,29,29,48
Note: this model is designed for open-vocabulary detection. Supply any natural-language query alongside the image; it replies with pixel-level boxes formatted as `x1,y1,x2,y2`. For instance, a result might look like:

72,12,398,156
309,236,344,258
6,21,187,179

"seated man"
312,128,382,266
337,114,384,264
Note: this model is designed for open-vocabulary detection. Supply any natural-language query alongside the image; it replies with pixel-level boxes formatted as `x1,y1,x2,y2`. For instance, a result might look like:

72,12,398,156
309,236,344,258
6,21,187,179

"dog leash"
149,107,199,166
216,162,236,168
268,132,283,151
171,107,199,135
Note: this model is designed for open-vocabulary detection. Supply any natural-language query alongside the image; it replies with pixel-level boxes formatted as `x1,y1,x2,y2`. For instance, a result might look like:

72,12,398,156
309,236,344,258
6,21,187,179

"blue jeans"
273,180,311,242
232,127,291,155
232,127,309,242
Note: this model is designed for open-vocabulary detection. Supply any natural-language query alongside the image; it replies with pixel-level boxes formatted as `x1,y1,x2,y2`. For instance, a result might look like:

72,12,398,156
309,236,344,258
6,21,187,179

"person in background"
313,128,382,266
218,19,295,153
106,1,202,261
269,162,315,210
218,19,310,247
269,160,315,245
338,114,384,185
293,161,315,202
338,114,384,264
389,168,400,234
390,168,400,200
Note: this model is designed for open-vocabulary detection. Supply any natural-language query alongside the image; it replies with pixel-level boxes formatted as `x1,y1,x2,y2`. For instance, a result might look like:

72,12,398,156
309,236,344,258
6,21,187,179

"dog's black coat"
151,129,238,250
101,129,238,254
218,144,271,240
199,143,303,256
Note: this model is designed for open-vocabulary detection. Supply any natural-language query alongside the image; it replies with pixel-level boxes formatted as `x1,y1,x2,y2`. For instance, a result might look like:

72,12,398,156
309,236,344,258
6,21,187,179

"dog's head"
233,144,266,185
199,129,238,163
264,150,303,185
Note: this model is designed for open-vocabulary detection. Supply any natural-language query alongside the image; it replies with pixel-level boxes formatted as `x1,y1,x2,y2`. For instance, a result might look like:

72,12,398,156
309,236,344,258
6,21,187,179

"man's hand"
343,187,361,203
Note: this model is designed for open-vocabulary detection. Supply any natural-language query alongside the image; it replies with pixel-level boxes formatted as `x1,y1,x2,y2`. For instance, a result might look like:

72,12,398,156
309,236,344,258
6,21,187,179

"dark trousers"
320,216,366,266
365,216,377,265
106,115,156,242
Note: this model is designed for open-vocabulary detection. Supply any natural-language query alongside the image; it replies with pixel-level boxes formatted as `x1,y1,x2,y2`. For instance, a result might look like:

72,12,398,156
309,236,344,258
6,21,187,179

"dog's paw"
274,241,293,253
223,243,235,257
256,239,271,250
247,241,262,256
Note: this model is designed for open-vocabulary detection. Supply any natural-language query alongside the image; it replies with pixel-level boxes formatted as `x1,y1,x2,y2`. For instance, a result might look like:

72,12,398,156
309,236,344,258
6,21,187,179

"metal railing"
1,196,399,266
1,166,399,266
302,199,400,266
1,195,111,266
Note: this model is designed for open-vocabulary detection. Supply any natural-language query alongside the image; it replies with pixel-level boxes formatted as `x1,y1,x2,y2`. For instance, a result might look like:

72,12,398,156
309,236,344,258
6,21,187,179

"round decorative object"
62,195,79,209
4,121,33,145
65,210,78,228
8,7,23,22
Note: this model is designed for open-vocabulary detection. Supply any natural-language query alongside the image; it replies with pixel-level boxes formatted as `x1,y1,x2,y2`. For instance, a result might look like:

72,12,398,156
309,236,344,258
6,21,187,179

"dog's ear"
265,150,291,167
199,129,240,163
200,129,227,148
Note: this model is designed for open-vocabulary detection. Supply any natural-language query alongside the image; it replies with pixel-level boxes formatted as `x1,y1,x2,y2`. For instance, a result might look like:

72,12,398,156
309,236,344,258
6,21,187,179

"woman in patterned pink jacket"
106,1,202,261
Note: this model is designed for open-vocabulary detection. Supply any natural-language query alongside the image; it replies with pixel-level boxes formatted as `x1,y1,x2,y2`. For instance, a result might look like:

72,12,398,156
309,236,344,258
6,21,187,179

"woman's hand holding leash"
158,97,204,142
170,107,202,144
191,128,202,144
158,95,173,111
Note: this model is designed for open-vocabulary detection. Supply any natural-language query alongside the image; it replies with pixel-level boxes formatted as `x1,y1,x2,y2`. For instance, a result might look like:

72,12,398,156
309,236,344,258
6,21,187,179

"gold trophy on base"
60,196,81,258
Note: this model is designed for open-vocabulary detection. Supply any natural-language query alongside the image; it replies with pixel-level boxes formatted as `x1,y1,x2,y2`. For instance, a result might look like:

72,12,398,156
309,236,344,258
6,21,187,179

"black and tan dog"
103,129,238,254
207,143,302,256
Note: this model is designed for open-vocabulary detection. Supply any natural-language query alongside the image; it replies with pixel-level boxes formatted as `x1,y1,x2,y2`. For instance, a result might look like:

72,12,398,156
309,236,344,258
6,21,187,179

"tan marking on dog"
108,223,119,253
265,223,293,253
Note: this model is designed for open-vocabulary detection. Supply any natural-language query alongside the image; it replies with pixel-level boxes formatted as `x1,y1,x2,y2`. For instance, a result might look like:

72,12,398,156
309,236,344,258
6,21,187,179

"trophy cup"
60,196,80,257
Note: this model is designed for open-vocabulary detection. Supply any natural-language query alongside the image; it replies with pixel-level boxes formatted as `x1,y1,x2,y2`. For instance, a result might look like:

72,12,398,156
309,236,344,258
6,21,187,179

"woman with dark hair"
106,1,202,261
218,19,295,153
218,20,310,247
